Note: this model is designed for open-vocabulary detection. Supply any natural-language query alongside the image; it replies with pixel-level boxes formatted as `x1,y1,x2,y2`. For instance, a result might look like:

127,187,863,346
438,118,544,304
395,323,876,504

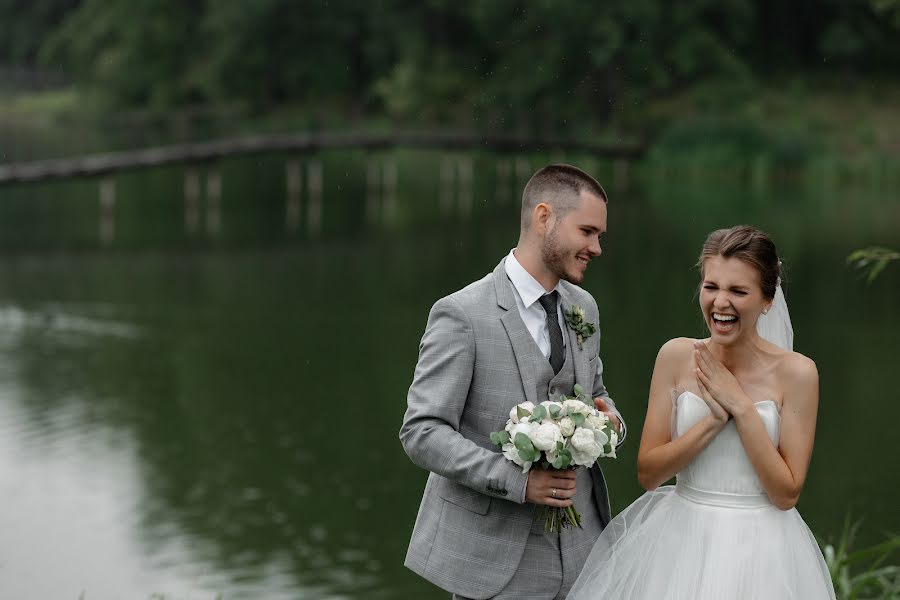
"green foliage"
0,0,76,67
529,404,547,423
847,247,900,284
490,430,511,446
821,519,900,599
513,432,539,462
516,405,532,421
550,445,572,469
1,0,896,127
649,113,823,169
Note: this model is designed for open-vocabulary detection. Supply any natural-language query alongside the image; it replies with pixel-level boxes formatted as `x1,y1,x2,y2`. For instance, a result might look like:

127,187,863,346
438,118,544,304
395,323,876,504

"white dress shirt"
504,250,627,442
504,249,566,359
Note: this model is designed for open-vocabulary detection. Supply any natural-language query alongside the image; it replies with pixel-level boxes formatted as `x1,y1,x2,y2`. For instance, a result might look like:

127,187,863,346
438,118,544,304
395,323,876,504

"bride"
568,225,836,599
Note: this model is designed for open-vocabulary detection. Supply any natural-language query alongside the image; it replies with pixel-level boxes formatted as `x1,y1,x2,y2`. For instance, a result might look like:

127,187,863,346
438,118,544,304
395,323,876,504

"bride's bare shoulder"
777,351,819,391
659,337,700,357
656,337,698,367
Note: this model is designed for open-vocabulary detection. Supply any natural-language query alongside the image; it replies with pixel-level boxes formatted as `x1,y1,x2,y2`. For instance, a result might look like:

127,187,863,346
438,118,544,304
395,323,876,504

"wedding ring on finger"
551,488,557,498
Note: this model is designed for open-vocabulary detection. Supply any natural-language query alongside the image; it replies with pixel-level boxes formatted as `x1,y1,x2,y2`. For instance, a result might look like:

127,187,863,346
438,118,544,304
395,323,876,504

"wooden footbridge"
0,131,646,243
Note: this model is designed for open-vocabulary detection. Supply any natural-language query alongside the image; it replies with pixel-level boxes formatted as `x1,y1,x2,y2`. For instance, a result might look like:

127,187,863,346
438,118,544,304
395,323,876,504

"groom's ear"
533,202,553,234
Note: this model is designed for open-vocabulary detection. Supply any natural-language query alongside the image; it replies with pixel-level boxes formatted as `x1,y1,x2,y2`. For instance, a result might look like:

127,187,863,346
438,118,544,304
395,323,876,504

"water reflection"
0,166,896,598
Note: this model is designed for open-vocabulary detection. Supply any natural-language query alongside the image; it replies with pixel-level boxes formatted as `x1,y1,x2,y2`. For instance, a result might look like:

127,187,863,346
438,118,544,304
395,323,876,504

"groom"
400,164,626,599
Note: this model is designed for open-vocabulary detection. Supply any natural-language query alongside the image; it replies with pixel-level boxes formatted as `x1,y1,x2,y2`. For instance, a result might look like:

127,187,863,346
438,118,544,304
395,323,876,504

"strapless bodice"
674,391,780,503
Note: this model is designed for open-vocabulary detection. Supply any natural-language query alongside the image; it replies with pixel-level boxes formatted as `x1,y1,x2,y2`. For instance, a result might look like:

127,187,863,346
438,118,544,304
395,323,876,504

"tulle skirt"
567,484,836,599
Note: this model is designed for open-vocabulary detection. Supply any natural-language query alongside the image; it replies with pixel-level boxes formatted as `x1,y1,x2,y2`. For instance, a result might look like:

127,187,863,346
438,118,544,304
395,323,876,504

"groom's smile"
541,191,606,285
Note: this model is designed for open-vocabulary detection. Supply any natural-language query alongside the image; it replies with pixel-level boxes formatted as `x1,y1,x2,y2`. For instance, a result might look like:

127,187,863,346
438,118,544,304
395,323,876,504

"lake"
0,151,897,598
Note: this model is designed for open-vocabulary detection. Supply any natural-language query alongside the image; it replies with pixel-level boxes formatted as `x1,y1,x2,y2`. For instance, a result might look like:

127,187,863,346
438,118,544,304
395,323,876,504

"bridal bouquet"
490,384,618,532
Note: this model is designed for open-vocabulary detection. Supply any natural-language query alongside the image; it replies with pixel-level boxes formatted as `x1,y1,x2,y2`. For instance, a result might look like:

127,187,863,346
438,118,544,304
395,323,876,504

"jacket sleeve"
590,301,627,449
399,296,529,503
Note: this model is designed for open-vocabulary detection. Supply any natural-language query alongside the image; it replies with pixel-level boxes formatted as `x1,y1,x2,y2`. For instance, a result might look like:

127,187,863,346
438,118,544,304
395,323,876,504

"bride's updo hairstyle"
698,225,781,299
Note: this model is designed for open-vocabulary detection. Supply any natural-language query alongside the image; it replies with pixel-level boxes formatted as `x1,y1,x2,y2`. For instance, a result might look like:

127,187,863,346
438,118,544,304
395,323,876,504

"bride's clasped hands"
693,340,756,422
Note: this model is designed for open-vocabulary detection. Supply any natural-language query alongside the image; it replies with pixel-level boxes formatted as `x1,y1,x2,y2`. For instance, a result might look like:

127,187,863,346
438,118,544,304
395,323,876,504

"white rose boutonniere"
563,304,597,350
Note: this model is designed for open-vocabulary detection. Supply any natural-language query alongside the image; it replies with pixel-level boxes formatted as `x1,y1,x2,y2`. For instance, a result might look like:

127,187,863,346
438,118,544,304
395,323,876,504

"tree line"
2,0,899,133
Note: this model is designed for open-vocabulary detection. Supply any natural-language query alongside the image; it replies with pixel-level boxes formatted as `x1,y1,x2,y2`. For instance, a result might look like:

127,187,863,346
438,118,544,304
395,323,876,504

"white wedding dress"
567,391,836,599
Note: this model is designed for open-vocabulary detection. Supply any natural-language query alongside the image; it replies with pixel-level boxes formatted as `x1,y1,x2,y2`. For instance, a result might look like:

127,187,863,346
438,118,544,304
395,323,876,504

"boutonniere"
563,304,596,350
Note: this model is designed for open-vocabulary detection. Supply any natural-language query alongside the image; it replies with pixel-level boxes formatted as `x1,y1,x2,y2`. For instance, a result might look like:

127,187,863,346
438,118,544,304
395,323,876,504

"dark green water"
0,152,897,599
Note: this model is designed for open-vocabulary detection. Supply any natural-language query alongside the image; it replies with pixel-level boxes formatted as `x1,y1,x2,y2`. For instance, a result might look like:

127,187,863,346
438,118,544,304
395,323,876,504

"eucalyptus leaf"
514,432,535,454
573,383,585,397
490,430,510,446
530,405,547,422
571,412,585,426
517,405,532,420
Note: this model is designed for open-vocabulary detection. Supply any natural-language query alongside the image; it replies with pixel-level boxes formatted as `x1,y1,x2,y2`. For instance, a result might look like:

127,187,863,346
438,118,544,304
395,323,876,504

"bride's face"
700,256,769,344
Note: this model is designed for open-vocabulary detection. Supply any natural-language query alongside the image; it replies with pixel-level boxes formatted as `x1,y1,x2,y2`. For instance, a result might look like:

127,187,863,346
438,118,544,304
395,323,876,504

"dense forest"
2,1,899,142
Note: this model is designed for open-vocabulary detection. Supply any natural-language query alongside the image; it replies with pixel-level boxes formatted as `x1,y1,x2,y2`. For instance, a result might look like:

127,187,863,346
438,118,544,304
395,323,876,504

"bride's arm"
637,338,729,491
695,344,819,510
735,355,818,510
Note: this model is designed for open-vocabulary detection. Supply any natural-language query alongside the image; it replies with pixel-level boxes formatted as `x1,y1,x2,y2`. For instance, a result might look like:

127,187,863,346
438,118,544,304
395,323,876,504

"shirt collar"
505,249,561,309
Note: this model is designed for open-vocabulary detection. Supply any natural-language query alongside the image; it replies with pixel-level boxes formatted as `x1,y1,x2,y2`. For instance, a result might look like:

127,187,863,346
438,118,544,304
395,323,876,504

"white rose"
509,401,536,424
563,399,592,417
570,427,597,452
508,421,535,441
502,442,533,472
530,422,563,452
570,445,602,467
558,416,575,438
586,413,609,431
570,427,603,466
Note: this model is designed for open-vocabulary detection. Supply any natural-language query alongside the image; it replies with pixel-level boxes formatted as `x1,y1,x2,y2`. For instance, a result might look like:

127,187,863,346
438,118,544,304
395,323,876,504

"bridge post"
458,156,473,217
184,170,201,234
613,158,629,191
382,157,398,225
99,177,115,245
306,160,322,235
206,170,222,237
366,157,380,224
439,157,455,216
496,159,511,205
286,159,302,232
515,156,531,190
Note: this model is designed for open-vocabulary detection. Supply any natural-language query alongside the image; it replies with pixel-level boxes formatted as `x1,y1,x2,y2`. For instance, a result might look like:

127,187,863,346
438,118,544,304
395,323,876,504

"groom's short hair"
520,164,608,231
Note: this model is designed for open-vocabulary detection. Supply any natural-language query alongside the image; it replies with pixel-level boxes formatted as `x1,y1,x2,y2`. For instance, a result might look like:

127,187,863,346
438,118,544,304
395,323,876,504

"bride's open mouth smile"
711,312,738,333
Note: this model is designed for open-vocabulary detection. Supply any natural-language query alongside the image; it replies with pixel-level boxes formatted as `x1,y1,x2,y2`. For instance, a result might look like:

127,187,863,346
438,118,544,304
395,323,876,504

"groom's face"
541,191,607,285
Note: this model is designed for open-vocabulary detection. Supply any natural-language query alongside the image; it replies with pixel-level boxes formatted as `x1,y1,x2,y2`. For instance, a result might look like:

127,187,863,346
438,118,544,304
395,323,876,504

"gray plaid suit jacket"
400,257,625,599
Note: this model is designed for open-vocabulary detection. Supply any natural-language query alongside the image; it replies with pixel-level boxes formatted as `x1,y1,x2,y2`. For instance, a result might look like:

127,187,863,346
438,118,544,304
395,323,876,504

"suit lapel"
558,285,590,393
494,258,539,406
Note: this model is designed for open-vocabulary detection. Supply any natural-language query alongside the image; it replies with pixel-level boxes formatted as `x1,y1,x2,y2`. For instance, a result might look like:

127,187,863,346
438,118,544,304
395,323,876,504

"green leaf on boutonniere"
563,304,597,351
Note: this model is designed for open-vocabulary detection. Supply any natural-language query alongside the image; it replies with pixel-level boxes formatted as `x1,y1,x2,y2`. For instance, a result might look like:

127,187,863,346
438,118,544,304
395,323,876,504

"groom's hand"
526,468,577,507
594,396,621,435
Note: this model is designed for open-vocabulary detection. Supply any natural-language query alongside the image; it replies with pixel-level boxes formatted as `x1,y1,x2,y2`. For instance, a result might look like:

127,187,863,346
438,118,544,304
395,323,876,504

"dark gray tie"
538,292,565,374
